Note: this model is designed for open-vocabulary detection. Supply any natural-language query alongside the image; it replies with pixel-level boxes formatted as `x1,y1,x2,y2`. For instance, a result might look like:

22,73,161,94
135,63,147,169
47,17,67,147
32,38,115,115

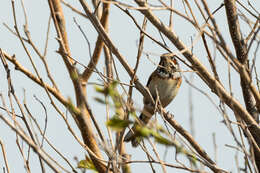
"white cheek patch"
172,72,181,78
158,71,170,78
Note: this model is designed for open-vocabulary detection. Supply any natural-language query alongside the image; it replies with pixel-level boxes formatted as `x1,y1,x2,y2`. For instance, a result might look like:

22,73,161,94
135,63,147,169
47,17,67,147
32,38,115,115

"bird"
124,53,182,147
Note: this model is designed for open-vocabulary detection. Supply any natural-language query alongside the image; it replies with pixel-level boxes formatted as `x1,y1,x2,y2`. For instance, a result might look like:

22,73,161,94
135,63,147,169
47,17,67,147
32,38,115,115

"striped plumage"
124,53,182,147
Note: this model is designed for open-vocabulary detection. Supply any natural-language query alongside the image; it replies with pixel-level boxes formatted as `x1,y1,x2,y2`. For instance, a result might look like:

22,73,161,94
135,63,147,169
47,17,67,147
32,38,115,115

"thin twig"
0,139,11,173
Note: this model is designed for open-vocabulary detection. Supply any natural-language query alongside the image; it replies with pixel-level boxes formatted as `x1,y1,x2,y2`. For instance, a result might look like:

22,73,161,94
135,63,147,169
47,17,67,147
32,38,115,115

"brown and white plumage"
124,53,182,147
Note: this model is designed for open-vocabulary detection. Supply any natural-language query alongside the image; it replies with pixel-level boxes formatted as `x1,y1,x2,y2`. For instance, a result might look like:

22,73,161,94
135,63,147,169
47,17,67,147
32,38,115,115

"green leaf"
94,85,104,93
77,158,97,172
187,154,198,168
95,85,109,95
153,134,174,146
67,97,80,115
110,80,118,89
95,81,119,96
94,97,107,104
71,70,79,81
108,87,117,97
129,111,138,118
135,125,153,137
176,145,184,154
106,116,132,131
156,124,167,133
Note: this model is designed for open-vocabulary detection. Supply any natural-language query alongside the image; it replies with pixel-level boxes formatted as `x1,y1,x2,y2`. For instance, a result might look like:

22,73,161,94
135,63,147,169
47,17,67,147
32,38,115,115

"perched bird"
124,53,182,147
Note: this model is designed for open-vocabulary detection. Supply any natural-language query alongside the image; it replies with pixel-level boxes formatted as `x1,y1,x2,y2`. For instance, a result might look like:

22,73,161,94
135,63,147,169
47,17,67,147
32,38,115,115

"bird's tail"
123,123,140,147
124,110,153,147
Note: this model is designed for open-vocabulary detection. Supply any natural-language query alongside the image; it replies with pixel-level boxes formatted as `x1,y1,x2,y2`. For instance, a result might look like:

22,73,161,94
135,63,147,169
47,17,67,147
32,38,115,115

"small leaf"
110,80,118,89
67,97,80,115
129,111,138,118
94,97,107,104
187,154,198,168
113,99,122,108
77,159,97,172
108,87,117,97
135,125,153,137
106,116,132,131
95,85,109,95
71,70,79,81
95,85,104,93
156,124,167,133
153,134,174,146
176,145,185,153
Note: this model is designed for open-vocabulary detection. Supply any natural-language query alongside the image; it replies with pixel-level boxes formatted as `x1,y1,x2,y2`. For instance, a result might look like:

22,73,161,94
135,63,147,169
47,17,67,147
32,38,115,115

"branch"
82,2,111,82
163,111,227,173
0,139,10,173
78,1,225,172
224,0,259,121
200,0,260,113
48,0,108,172
133,0,260,137
0,113,61,173
224,0,260,170
1,50,108,172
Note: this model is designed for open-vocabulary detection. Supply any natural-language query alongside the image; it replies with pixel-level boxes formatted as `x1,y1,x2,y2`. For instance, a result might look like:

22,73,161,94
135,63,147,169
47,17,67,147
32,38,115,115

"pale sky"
0,0,259,172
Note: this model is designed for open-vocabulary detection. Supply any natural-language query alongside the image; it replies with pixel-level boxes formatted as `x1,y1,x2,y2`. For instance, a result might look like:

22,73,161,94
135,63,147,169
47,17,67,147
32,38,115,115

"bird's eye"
171,57,177,64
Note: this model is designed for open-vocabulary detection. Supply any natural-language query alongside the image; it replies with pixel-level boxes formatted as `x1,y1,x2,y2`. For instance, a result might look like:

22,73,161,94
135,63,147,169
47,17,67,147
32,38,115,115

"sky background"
0,0,260,172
